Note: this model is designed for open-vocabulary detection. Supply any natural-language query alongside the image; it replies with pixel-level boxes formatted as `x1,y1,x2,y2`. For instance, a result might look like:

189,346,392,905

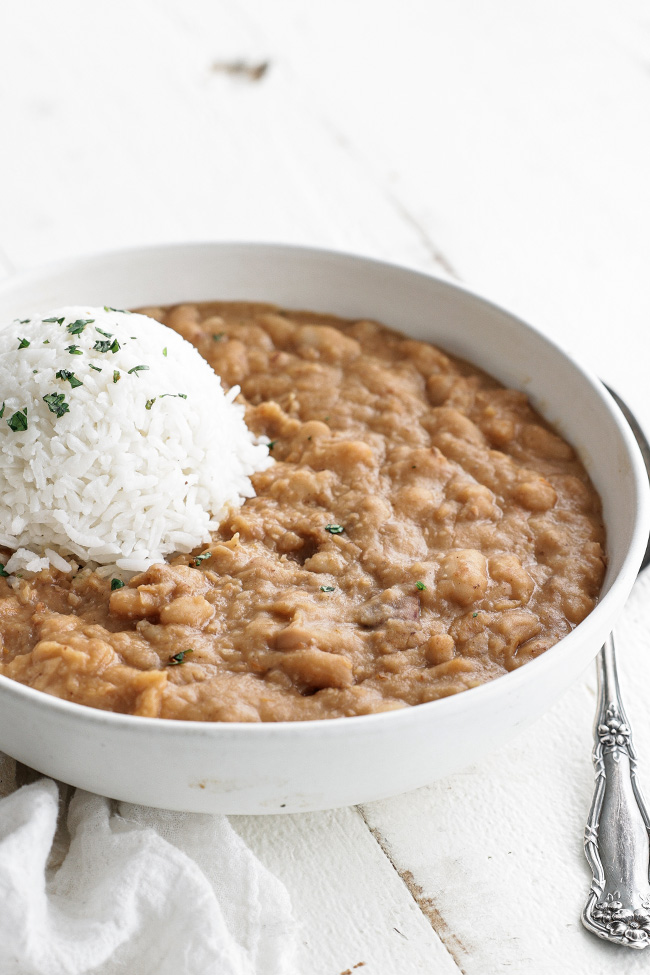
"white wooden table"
2,2,650,972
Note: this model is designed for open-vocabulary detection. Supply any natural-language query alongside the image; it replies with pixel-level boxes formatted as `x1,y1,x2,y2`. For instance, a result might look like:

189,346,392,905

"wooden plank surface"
0,2,649,972
233,807,462,975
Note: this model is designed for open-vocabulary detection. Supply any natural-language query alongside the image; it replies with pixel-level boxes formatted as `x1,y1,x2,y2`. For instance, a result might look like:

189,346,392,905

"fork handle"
582,634,650,947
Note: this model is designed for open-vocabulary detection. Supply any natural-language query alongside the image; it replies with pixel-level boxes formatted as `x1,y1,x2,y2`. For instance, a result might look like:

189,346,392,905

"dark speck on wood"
211,59,270,82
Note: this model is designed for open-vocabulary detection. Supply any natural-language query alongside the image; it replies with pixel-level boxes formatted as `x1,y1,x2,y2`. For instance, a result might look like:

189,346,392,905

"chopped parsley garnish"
43,317,64,325
113,370,120,383
145,398,156,410
0,564,8,578
66,345,83,355
167,649,194,666
192,551,211,567
104,306,130,314
66,319,93,335
95,327,113,338
324,524,344,534
267,440,277,450
7,409,28,432
16,318,30,324
320,585,335,592
110,578,125,591
43,339,50,345
43,392,70,417
93,338,120,354
127,365,149,377
163,347,168,357
178,393,187,399
17,337,30,349
212,332,225,341
0,402,4,417
56,369,83,388
416,581,427,591
472,611,479,618
160,392,187,400
89,364,102,372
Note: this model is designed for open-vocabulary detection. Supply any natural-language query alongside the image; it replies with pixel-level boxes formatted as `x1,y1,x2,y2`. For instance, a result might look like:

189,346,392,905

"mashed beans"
0,303,606,721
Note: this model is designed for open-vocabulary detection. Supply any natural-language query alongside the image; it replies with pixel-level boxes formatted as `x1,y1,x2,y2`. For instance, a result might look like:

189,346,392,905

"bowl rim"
0,239,648,738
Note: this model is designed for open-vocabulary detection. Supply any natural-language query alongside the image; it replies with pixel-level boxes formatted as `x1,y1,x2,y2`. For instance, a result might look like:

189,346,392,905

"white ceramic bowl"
0,243,647,814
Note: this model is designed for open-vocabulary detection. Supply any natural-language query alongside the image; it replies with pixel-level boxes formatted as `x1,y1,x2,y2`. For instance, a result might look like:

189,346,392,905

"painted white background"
1,1,650,972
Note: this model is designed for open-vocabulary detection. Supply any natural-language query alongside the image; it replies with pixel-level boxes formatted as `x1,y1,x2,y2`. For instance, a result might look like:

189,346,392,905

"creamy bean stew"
0,302,606,721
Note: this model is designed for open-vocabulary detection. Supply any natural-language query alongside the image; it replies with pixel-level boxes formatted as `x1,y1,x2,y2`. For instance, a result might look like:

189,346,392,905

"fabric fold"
0,768,296,975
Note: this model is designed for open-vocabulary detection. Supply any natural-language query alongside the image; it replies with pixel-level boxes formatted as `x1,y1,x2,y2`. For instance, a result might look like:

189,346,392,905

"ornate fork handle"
583,634,650,947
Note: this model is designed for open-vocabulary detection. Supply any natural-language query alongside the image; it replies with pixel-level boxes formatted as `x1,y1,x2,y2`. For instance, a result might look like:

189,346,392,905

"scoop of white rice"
0,305,273,575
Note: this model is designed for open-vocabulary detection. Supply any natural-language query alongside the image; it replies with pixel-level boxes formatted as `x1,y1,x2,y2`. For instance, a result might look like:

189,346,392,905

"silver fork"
582,387,650,947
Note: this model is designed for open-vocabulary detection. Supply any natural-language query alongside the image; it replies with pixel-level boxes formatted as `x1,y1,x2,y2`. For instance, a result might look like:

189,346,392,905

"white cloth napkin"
0,753,297,975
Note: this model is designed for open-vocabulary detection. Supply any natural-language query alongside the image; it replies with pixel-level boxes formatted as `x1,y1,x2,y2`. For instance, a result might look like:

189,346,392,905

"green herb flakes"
93,338,120,354
416,581,427,591
43,392,70,418
56,369,83,388
66,345,83,355
212,332,225,341
95,327,113,338
89,364,102,372
163,347,168,357
43,317,64,325
320,585,335,592
145,398,156,410
167,649,194,666
16,319,30,324
472,611,479,618
324,524,344,534
110,578,125,591
43,339,50,344
104,306,130,314
17,337,30,349
113,370,120,383
7,409,28,432
267,440,277,451
178,393,187,399
193,551,211,567
0,402,4,418
66,319,93,336
0,564,9,578
128,365,149,377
